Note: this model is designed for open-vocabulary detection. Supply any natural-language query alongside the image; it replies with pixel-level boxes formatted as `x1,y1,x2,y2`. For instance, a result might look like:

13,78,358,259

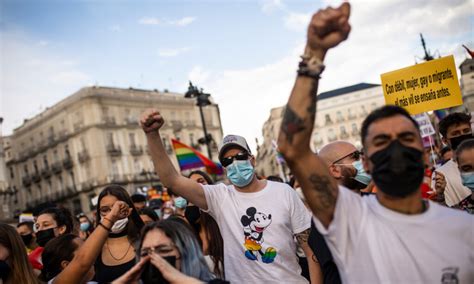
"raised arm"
278,3,351,228
140,109,208,210
53,201,129,284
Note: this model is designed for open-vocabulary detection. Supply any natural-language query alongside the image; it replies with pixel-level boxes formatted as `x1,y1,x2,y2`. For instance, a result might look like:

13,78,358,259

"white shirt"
202,181,311,284
313,186,474,284
432,159,471,206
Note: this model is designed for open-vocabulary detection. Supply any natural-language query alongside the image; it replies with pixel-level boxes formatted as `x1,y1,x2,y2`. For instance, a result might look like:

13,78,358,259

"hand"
307,2,351,56
434,171,446,194
106,201,131,223
149,252,203,284
140,109,165,134
111,256,150,284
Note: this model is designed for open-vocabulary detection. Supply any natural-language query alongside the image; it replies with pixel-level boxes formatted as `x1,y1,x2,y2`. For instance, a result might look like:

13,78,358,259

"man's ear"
60,260,70,270
57,225,66,235
250,155,256,168
329,165,342,178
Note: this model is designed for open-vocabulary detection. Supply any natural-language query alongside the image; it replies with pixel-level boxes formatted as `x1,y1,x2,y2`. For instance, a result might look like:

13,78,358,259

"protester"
112,219,216,283
277,3,473,283
173,196,188,217
94,185,145,283
440,146,453,165
0,223,39,284
16,221,38,254
454,139,474,214
162,206,175,220
139,207,160,224
35,207,74,247
41,201,129,284
77,213,94,240
433,112,473,206
131,193,147,211
141,110,312,283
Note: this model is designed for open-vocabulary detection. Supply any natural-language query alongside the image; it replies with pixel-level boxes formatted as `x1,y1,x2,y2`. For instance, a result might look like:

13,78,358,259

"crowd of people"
0,2,473,284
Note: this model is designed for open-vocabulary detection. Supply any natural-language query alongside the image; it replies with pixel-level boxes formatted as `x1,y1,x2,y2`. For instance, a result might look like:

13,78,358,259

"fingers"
339,2,351,19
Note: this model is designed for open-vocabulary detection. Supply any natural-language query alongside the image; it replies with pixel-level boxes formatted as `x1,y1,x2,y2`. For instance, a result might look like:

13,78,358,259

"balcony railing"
32,173,41,183
41,168,52,179
129,145,143,156
63,156,73,169
22,175,32,186
107,144,122,156
51,161,63,174
104,116,116,126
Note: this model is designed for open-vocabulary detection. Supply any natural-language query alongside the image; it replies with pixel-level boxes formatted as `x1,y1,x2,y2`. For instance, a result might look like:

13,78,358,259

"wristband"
98,222,111,232
297,48,325,80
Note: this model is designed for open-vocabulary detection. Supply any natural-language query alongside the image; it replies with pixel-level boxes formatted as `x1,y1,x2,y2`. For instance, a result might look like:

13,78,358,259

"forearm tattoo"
309,174,336,209
281,105,306,144
295,228,311,245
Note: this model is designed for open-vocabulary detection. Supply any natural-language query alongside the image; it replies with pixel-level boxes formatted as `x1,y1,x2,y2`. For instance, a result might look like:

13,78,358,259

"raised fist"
107,201,131,223
140,109,165,134
307,2,351,54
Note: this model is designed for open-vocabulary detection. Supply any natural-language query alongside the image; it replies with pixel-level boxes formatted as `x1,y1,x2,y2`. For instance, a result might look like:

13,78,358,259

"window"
360,105,368,117
58,175,64,191
129,133,136,147
325,114,333,125
107,132,115,146
33,160,39,174
351,123,359,135
340,126,349,138
53,150,59,162
134,158,142,173
24,165,29,175
9,167,14,179
328,129,337,141
336,111,344,122
43,155,49,169
111,159,119,175
65,145,71,158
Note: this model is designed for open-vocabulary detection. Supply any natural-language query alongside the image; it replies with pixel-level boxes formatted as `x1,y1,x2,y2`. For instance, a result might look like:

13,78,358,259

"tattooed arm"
278,3,351,228
296,229,323,284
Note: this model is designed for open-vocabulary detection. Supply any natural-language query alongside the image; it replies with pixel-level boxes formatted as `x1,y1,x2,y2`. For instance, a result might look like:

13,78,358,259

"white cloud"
157,47,191,57
261,0,285,14
0,32,92,135
138,16,196,27
284,12,310,31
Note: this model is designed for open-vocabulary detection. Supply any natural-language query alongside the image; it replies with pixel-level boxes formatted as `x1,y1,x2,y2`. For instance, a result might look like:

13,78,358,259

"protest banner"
413,113,436,138
381,55,463,115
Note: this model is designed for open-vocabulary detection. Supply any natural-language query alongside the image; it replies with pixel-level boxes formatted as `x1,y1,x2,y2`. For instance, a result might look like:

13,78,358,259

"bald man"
318,141,372,193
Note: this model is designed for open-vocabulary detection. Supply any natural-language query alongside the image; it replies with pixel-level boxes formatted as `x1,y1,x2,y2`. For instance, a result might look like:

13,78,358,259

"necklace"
106,240,132,261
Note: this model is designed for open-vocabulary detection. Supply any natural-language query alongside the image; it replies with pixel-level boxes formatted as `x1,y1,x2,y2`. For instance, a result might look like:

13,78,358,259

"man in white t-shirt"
140,112,311,283
432,112,473,206
277,2,473,283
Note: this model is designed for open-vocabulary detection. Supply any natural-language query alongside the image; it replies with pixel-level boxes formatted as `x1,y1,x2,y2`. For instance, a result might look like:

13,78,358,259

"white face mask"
163,213,171,220
107,217,129,234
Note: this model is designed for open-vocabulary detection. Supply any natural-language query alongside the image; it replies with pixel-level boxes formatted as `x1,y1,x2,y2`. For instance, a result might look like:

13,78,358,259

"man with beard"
278,2,473,283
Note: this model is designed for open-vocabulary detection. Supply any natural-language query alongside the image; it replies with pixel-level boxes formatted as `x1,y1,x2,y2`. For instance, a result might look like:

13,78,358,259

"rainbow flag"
171,139,223,175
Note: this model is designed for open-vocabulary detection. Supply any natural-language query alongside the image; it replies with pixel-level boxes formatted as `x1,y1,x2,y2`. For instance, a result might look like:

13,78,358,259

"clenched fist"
140,109,165,134
307,2,351,56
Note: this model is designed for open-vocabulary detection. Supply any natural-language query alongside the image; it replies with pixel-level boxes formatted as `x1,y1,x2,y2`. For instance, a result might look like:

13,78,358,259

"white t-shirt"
432,159,471,206
202,180,311,284
313,186,474,284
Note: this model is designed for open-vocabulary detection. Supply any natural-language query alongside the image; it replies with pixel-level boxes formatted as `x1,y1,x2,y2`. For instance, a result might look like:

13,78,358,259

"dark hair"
455,138,474,159
0,223,39,284
38,207,74,234
138,207,159,222
440,146,452,157
96,184,145,243
188,170,214,185
32,202,56,217
266,175,284,183
200,212,224,278
139,220,213,281
361,105,419,147
17,221,34,232
41,234,79,281
131,193,147,203
438,112,472,138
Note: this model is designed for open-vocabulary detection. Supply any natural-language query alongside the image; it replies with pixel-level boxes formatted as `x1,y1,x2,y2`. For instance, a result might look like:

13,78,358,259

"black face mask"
370,140,424,197
36,228,56,247
141,256,176,284
21,234,33,247
185,206,201,225
449,133,474,151
0,260,10,281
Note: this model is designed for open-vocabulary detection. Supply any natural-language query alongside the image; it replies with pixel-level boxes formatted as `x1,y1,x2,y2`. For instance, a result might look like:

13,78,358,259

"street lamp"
184,81,214,160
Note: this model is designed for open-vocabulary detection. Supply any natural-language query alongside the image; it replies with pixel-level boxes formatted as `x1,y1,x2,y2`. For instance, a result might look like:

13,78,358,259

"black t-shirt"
94,252,135,283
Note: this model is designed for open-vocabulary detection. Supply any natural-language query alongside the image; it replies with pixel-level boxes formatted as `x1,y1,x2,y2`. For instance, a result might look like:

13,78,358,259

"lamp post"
184,81,213,160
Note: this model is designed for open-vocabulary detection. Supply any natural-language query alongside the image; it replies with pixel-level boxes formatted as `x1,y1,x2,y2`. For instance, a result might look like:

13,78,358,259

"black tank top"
94,252,135,283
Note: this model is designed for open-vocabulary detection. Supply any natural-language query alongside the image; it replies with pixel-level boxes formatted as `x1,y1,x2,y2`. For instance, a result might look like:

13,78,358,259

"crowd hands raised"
1,2,473,284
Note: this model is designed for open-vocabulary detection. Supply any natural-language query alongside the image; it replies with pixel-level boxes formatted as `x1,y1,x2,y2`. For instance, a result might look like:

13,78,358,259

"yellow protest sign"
380,55,463,115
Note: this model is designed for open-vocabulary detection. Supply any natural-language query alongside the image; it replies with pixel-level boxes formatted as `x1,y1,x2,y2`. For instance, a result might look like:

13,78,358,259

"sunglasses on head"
332,150,362,165
221,152,250,167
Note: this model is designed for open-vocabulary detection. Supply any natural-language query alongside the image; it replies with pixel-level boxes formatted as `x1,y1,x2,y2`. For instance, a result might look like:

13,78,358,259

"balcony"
51,162,63,174
22,175,32,186
129,145,143,156
63,156,73,169
104,116,116,126
57,130,69,142
108,174,127,184
73,122,84,133
41,168,52,179
78,150,90,163
32,173,41,183
107,144,122,156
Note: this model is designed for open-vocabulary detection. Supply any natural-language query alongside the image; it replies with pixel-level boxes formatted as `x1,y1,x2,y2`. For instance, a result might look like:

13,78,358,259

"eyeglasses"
221,152,250,167
332,150,362,165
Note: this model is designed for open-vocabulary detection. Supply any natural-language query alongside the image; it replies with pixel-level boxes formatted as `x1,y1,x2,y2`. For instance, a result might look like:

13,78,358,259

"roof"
318,83,380,100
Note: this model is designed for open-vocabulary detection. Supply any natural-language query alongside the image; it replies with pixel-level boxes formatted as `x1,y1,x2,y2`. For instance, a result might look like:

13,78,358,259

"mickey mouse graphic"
240,207,277,263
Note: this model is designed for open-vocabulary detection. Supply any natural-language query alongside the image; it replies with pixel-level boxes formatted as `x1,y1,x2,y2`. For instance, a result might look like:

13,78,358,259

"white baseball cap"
218,134,252,161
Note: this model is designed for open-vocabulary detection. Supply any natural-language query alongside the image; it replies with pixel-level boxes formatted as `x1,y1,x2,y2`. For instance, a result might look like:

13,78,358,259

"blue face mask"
461,172,474,191
80,222,90,232
174,197,187,209
352,160,372,185
226,160,255,187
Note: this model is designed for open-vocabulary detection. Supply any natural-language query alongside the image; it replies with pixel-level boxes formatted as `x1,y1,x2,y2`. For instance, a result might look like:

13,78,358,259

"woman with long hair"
187,170,225,279
113,219,214,283
41,201,129,284
35,207,74,247
94,184,145,283
0,222,39,284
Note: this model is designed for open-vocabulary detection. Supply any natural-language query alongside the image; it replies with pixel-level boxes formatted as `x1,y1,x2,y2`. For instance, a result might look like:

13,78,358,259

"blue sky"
1,0,473,152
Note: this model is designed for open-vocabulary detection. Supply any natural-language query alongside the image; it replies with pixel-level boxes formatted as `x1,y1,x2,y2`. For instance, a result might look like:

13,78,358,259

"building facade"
457,58,474,113
256,83,385,178
2,86,223,220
